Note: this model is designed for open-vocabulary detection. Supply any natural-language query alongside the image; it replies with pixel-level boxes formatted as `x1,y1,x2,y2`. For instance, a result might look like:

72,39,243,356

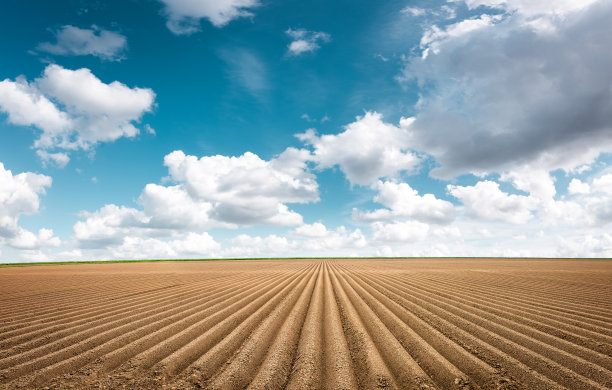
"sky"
0,0,611,262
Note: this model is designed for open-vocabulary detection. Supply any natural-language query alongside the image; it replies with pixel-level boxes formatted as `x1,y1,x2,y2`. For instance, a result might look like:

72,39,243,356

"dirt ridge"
1,258,610,389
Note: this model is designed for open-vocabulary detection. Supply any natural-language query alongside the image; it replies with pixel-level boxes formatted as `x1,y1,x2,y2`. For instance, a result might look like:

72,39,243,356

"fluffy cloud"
593,174,612,194
448,180,533,224
73,205,151,248
291,222,328,238
298,112,418,186
556,233,612,258
286,29,330,56
403,0,612,178
158,0,259,34
37,25,127,60
419,14,501,58
73,148,318,250
354,180,455,224
0,76,72,136
0,162,60,249
0,64,155,157
164,148,317,225
568,178,590,195
9,228,61,249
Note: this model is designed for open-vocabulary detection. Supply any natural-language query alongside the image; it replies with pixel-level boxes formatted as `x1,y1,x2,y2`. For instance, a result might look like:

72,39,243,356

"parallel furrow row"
1,258,610,390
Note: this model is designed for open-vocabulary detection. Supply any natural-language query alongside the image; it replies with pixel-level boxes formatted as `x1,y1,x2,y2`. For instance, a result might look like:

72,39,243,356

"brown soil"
0,258,610,389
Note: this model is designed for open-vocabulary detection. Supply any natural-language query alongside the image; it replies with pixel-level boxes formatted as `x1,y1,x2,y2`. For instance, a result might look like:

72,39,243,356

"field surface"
0,258,611,389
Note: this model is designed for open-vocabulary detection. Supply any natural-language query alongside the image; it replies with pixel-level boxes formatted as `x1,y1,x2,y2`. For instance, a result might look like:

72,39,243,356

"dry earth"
0,258,611,389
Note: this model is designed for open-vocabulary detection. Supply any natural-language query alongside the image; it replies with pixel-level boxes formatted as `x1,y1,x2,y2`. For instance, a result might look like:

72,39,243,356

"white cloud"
354,180,455,224
291,223,368,251
593,174,612,194
403,0,612,178
419,14,501,58
291,222,328,238
568,178,590,195
298,225,367,252
9,228,61,249
462,0,599,17
139,183,215,229
36,64,155,147
36,150,70,168
556,233,612,258
73,148,318,250
158,0,259,34
401,5,456,19
298,112,418,186
501,167,588,226
371,220,430,243
0,162,60,250
448,180,533,224
73,204,151,248
164,148,317,225
0,76,72,135
286,29,330,56
223,234,294,257
110,233,220,260
37,25,127,60
0,64,156,158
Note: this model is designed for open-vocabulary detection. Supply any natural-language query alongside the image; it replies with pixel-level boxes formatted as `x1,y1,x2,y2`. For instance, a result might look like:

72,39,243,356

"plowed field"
0,258,611,389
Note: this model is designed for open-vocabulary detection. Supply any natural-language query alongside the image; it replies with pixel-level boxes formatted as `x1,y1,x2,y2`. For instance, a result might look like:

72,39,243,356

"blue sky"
1,0,611,261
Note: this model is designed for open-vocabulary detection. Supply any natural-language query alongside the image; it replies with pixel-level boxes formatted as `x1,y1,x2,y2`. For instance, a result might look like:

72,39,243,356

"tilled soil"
0,258,610,389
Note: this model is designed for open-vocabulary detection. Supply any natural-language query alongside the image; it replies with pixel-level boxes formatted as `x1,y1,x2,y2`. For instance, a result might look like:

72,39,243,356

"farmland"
0,258,610,389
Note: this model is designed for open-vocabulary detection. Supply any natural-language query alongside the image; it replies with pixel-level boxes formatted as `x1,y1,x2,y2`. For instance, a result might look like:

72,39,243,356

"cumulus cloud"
0,64,155,159
73,205,151,248
158,0,259,34
164,148,317,225
0,76,72,136
568,178,590,195
0,162,60,249
37,25,127,60
73,148,318,250
593,174,612,194
291,222,328,238
354,180,455,224
9,228,61,249
298,112,418,186
448,180,533,224
285,28,330,56
403,0,612,178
